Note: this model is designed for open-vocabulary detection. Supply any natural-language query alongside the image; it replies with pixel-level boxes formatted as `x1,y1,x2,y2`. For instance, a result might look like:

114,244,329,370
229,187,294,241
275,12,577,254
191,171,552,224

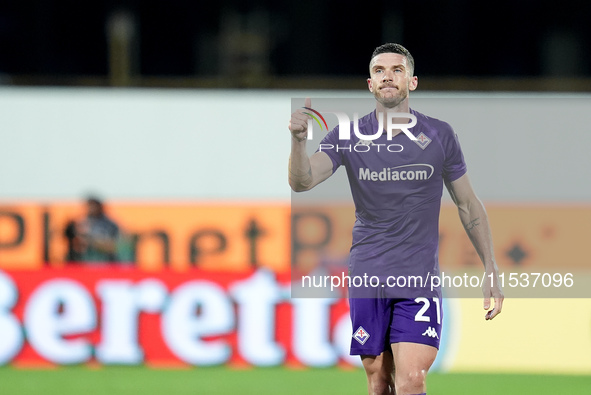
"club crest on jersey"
413,132,432,150
353,326,370,345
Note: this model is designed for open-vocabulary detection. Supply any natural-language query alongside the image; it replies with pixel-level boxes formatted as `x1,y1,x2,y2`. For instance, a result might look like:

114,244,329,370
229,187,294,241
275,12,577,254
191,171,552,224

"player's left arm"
445,173,504,320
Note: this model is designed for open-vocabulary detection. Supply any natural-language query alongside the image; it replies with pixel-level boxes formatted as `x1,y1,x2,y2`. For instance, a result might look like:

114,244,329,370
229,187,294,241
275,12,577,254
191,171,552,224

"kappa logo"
414,132,432,150
355,138,376,146
353,326,370,345
421,326,439,339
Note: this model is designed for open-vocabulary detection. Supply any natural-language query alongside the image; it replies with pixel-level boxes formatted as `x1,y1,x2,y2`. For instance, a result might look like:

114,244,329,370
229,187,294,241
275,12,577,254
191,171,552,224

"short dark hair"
370,43,415,75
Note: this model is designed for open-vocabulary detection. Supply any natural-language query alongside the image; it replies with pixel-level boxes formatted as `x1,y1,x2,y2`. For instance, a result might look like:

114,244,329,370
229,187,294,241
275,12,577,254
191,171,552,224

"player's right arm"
288,99,334,192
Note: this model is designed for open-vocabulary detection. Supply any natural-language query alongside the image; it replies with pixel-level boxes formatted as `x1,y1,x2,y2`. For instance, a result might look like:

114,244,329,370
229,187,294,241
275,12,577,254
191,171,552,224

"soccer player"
288,43,504,395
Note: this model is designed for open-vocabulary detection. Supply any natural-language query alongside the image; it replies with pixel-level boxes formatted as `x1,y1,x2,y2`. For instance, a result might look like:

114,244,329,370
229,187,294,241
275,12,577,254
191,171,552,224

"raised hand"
289,98,312,142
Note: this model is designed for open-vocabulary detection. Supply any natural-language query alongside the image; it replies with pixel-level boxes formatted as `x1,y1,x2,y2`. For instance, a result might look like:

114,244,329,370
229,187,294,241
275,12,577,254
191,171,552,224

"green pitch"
0,366,590,394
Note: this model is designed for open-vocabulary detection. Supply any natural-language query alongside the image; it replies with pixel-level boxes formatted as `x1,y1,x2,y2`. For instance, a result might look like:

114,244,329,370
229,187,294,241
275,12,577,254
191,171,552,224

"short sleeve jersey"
317,108,467,290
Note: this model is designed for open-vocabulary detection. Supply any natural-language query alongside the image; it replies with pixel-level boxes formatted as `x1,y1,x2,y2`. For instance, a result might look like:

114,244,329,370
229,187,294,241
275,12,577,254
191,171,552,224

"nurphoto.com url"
300,272,574,292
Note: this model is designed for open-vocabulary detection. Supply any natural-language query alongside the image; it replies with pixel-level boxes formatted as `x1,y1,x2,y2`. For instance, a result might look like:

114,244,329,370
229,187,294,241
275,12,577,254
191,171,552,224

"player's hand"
289,97,312,142
482,267,504,320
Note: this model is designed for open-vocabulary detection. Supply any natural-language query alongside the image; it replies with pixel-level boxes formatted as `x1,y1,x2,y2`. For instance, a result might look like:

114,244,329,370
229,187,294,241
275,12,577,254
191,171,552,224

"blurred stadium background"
1,1,590,394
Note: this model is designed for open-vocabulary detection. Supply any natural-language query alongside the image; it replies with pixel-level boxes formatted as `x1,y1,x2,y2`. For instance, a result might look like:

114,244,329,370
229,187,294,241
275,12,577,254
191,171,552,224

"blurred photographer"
64,196,120,264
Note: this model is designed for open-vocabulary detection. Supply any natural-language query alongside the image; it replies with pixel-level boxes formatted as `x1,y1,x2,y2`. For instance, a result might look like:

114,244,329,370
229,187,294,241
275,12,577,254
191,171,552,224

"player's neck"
375,99,412,127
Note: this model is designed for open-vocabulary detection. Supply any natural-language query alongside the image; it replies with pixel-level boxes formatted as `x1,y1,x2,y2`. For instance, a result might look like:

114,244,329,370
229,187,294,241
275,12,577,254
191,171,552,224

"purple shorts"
349,297,442,355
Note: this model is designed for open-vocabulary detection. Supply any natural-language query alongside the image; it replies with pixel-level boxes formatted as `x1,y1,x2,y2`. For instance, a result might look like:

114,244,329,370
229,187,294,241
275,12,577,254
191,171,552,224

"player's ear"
409,76,418,91
367,78,373,92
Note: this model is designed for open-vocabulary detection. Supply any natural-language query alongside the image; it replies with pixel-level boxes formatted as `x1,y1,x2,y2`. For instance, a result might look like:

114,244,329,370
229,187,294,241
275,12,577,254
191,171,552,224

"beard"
372,84,409,109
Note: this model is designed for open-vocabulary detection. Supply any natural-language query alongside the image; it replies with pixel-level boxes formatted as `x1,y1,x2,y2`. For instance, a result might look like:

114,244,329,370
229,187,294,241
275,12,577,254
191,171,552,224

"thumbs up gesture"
289,98,312,142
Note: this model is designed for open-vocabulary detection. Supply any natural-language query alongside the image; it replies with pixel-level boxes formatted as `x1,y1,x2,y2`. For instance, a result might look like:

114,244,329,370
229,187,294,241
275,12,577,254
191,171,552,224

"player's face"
367,53,418,108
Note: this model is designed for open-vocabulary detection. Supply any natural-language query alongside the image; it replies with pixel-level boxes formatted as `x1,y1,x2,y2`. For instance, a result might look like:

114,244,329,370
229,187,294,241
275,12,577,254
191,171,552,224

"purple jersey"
317,109,467,297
